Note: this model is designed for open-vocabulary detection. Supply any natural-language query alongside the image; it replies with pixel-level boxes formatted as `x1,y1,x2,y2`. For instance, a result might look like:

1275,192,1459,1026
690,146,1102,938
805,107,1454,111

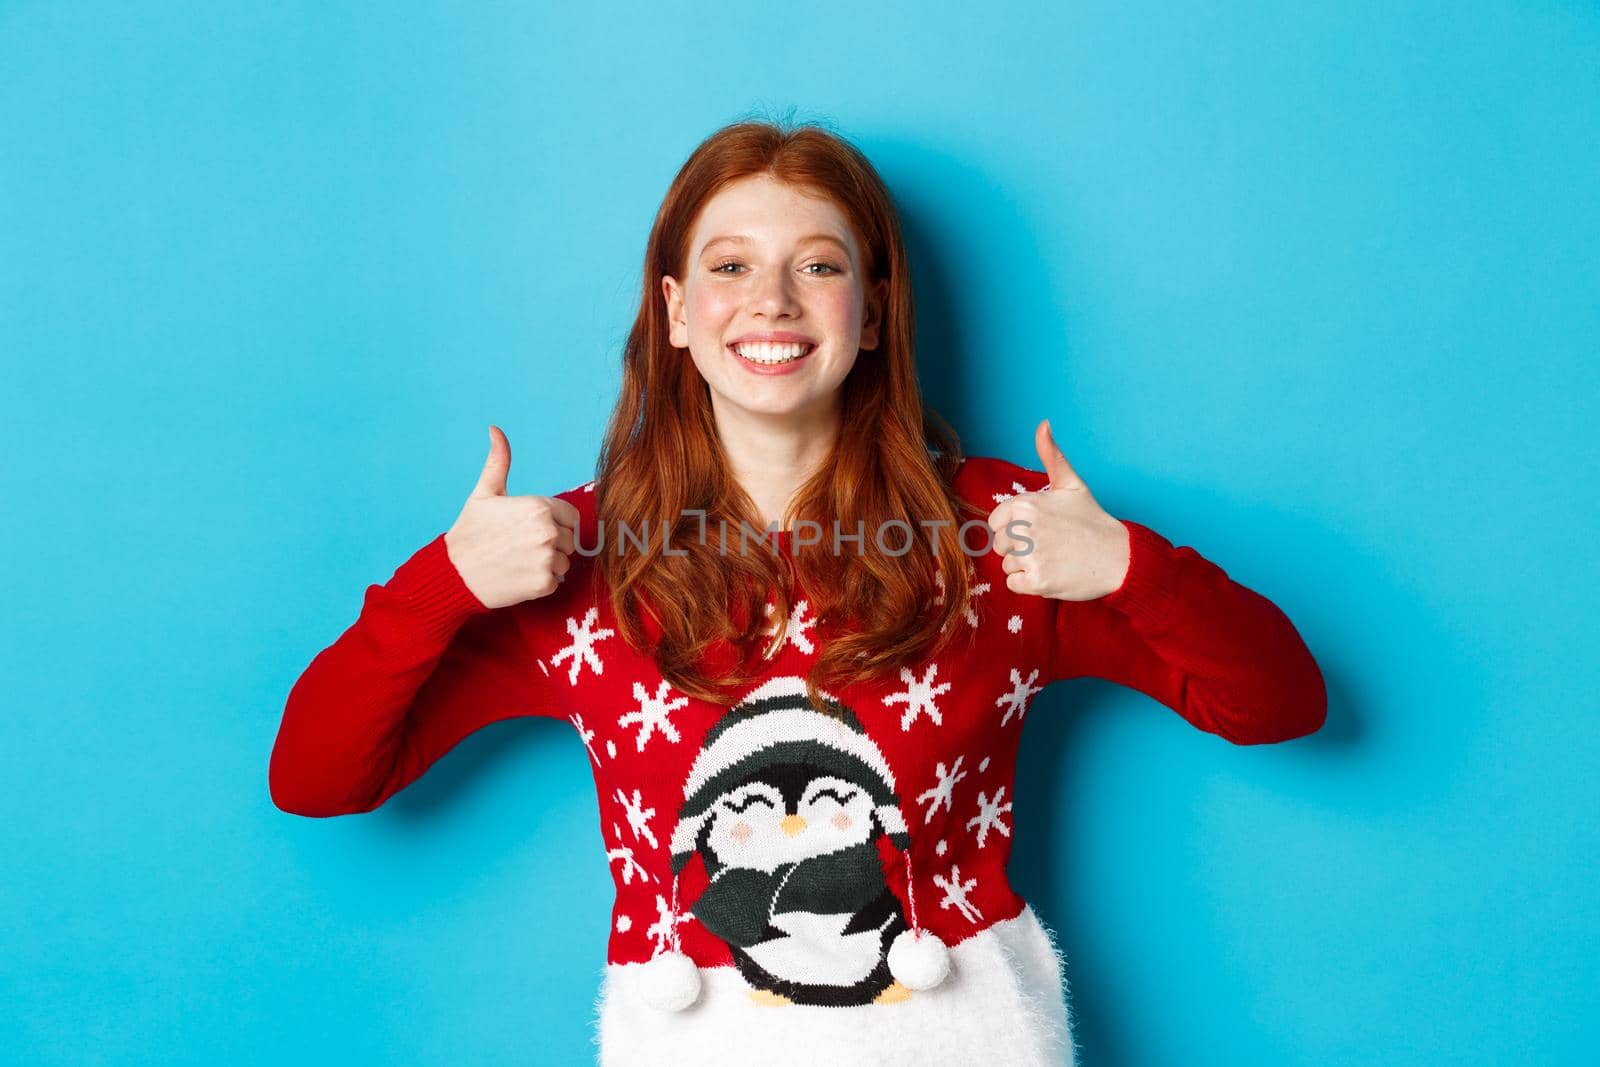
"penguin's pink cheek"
730,822,753,843
831,811,852,830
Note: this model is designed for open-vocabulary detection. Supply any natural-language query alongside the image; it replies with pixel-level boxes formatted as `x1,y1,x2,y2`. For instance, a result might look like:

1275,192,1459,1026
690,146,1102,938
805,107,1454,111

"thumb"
1035,418,1083,492
471,424,512,498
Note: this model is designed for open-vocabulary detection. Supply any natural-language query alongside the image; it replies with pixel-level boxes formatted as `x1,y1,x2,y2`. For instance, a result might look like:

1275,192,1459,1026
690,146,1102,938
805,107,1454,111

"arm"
1047,519,1327,745
268,533,565,817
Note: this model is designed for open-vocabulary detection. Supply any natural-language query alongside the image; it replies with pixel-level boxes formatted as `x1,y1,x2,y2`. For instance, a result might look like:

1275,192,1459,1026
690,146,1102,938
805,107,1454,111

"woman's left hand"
988,419,1132,602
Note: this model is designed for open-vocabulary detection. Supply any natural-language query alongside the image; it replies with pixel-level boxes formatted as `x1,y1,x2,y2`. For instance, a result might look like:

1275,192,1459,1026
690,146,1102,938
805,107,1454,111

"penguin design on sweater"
653,675,950,1009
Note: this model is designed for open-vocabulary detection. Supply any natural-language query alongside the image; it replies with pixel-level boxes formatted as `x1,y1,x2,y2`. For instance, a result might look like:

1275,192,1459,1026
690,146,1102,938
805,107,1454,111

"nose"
779,814,807,837
752,265,800,318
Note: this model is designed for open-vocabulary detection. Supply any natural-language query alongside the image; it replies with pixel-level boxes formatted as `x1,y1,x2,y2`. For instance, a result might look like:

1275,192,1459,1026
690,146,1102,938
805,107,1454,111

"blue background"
3,2,1595,1064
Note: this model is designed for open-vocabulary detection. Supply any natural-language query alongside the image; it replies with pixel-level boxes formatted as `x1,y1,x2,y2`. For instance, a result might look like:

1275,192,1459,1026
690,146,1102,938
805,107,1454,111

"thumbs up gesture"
987,419,1132,602
444,425,582,610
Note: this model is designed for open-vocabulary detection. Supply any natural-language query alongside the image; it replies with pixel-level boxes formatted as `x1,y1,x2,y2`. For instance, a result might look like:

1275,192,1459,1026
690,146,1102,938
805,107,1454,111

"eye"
806,786,856,809
726,793,777,814
709,259,843,275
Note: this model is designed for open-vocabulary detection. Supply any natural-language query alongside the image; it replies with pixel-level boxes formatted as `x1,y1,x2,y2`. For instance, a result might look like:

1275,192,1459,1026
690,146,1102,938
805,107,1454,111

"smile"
730,341,815,366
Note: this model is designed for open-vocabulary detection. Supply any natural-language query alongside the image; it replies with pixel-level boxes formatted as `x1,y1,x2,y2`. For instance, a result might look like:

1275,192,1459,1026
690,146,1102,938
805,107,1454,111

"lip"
727,331,818,345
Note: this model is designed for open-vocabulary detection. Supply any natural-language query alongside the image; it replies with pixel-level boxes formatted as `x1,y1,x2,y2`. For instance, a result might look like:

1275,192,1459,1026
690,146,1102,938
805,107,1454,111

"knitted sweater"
269,454,1327,1067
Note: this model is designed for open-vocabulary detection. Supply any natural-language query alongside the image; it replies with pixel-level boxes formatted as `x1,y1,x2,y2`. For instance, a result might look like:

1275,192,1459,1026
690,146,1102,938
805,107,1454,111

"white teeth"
732,341,812,364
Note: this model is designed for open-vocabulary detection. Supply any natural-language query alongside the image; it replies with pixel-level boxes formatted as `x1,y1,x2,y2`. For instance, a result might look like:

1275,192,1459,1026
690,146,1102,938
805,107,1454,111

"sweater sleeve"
269,532,568,817
1046,519,1327,745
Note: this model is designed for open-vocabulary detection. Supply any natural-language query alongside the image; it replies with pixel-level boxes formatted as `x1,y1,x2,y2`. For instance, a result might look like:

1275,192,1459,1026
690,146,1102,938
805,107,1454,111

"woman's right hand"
444,425,581,610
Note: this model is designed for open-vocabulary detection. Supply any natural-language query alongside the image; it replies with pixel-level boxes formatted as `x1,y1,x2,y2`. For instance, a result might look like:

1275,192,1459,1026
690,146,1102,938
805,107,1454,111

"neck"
712,400,840,530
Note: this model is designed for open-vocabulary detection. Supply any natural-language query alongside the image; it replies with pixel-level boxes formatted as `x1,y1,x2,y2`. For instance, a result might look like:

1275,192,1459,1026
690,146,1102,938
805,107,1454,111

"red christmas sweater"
269,454,1325,1066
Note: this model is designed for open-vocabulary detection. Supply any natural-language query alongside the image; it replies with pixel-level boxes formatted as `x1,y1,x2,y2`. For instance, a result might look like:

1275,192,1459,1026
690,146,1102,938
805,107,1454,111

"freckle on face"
730,822,753,843
831,811,852,830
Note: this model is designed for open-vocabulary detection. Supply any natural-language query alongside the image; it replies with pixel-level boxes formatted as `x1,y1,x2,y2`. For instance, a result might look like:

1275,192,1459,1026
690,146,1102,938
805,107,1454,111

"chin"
730,398,816,418
714,386,824,417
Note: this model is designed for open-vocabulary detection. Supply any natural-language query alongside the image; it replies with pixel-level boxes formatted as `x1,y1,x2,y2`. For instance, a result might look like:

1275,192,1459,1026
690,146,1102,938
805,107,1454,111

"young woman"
270,120,1326,1066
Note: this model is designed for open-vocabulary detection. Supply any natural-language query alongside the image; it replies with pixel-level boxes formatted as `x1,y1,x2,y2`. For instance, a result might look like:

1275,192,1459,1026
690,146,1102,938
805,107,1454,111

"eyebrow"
699,233,851,256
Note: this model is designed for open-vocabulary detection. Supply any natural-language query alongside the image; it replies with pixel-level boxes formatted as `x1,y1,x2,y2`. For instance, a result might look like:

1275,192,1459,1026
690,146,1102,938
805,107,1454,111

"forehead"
690,175,857,258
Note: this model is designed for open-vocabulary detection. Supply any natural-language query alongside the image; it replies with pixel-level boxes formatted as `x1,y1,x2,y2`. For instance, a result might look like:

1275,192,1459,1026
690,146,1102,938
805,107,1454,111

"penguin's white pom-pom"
888,927,950,990
635,950,701,1011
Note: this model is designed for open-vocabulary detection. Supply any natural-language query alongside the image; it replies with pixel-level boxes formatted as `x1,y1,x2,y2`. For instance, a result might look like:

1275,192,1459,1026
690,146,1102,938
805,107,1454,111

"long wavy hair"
594,117,983,714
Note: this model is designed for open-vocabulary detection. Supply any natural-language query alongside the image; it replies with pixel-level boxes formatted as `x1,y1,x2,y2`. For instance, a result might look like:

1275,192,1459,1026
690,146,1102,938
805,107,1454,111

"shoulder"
948,453,1052,511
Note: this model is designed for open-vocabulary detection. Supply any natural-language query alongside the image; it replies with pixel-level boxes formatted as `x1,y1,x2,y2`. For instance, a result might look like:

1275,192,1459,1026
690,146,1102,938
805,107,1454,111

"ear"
662,274,688,349
860,278,888,351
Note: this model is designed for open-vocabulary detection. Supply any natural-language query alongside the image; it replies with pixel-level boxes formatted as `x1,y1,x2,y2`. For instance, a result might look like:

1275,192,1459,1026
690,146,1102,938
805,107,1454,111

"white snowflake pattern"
611,855,649,885
618,679,687,751
963,576,991,628
991,480,1027,504
761,599,818,658
915,756,968,824
570,712,602,767
1007,614,1023,634
615,914,632,933
996,667,1044,727
615,788,659,849
606,825,654,886
645,893,693,955
966,787,1013,848
991,478,1050,504
934,863,983,923
933,564,989,629
550,607,616,685
581,480,596,493
883,663,953,731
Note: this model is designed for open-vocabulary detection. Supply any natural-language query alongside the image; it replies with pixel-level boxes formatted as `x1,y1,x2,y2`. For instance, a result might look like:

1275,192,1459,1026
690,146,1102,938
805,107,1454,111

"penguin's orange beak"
780,814,807,837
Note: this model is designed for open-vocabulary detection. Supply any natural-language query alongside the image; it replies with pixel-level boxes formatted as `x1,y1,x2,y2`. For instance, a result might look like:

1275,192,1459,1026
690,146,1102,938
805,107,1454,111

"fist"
444,425,581,610
987,419,1132,602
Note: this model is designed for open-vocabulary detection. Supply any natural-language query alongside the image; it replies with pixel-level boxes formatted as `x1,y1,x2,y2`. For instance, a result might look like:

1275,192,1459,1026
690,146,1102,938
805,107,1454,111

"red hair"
595,117,981,713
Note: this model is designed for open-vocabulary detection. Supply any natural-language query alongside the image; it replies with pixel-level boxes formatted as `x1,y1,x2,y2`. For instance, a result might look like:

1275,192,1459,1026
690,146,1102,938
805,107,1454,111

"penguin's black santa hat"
635,675,952,1012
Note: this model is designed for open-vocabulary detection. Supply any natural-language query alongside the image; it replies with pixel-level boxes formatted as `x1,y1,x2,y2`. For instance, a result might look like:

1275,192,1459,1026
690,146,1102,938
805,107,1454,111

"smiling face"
662,173,887,428
705,769,878,874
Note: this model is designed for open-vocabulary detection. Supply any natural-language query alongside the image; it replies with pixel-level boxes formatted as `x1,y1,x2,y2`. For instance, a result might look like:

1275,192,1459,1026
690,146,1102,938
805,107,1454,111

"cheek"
822,286,865,327
687,285,739,330
729,821,754,844
830,810,853,830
